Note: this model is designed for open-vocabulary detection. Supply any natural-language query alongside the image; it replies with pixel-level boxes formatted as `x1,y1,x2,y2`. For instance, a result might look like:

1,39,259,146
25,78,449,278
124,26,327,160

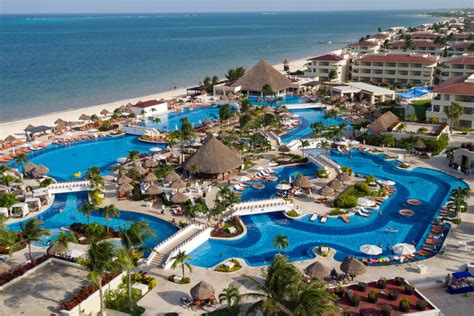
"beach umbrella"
117,175,132,185
294,175,313,189
360,244,382,256
319,186,335,197
146,184,163,195
304,261,330,280
118,183,134,192
337,172,352,183
100,109,110,116
149,147,161,152
190,281,215,301
171,192,189,204
275,183,291,191
34,165,49,175
340,257,367,276
328,179,344,192
165,171,181,182
143,173,158,182
143,159,159,169
357,197,376,207
23,162,37,173
25,124,34,130
4,135,17,143
79,114,91,121
377,180,396,186
393,243,416,255
171,179,186,190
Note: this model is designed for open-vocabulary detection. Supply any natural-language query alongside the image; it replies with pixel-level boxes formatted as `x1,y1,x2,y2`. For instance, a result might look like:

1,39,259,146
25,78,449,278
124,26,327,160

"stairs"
149,225,202,266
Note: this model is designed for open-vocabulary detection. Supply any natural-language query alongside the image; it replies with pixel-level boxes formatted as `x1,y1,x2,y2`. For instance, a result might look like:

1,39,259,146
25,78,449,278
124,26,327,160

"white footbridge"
224,198,294,219
285,103,326,110
33,180,92,198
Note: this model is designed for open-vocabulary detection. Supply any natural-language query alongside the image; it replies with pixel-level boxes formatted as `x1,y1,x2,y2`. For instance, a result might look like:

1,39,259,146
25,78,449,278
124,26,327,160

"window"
433,105,440,112
443,94,450,101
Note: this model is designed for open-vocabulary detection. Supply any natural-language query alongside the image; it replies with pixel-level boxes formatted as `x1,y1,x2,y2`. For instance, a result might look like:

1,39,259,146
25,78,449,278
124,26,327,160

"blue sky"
1,0,472,14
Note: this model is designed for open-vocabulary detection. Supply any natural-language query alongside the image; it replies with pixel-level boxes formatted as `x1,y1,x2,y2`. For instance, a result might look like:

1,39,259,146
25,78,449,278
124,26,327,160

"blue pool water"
28,135,162,180
141,107,220,131
397,86,432,99
189,150,467,267
280,109,349,143
248,95,305,107
240,163,318,201
7,192,178,250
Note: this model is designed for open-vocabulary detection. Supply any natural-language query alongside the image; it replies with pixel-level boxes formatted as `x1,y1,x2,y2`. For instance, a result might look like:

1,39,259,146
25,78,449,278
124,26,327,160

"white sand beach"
0,57,309,139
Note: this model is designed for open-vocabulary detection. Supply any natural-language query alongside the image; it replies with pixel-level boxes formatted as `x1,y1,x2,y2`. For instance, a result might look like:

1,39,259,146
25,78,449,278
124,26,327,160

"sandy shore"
0,57,309,139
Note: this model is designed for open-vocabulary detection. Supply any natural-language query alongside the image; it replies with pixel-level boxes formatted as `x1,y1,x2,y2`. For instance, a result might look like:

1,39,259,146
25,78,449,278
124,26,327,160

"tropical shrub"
388,289,399,301
286,209,300,217
380,304,392,316
416,299,427,311
334,194,357,208
334,286,344,297
328,208,349,216
357,282,367,292
404,284,415,295
399,298,411,312
317,169,330,178
214,259,242,272
167,275,190,284
340,166,353,175
377,277,387,289
348,294,361,307
368,289,378,303
394,276,405,286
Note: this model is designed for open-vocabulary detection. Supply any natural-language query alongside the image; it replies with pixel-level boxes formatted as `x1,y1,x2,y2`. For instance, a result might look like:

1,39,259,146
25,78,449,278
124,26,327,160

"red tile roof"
133,100,167,108
446,56,474,65
432,76,474,96
410,32,442,39
391,40,444,48
359,54,437,64
455,33,474,40
308,54,344,62
370,33,390,39
451,42,472,49
351,41,378,47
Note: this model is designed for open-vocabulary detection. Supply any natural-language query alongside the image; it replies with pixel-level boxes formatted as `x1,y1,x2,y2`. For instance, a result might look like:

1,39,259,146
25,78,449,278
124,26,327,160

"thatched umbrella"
117,175,132,185
143,173,157,183
278,145,291,153
34,165,49,175
318,186,335,197
25,124,34,130
190,281,215,301
23,162,37,173
134,165,147,175
54,118,65,125
100,109,110,116
414,140,426,150
4,135,17,143
202,119,213,126
0,262,11,274
171,192,189,204
337,172,352,183
118,183,134,192
79,114,91,121
55,122,68,131
328,179,344,192
340,257,367,276
165,171,181,182
304,262,330,280
294,175,313,189
171,179,186,190
143,158,159,168
146,184,163,195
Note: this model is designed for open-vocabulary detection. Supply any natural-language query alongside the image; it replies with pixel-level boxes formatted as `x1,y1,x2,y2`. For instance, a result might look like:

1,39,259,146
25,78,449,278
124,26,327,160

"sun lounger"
357,209,369,217
310,213,318,221
320,215,328,223
340,215,350,223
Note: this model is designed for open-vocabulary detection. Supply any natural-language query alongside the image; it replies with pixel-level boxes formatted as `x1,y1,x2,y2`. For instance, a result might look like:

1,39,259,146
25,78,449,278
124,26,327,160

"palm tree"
299,139,310,157
52,232,77,255
14,153,28,169
120,222,156,311
395,123,407,132
403,36,414,51
15,218,51,260
86,167,104,188
170,250,192,279
80,201,96,224
219,287,241,309
127,150,140,162
452,187,470,201
39,178,55,188
445,146,458,163
311,122,324,137
80,241,121,316
444,102,464,133
273,234,289,253
102,204,120,233
447,194,467,219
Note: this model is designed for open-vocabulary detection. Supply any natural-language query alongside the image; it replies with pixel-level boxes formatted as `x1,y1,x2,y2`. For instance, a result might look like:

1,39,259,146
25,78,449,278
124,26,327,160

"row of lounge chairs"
53,134,106,145
0,143,47,162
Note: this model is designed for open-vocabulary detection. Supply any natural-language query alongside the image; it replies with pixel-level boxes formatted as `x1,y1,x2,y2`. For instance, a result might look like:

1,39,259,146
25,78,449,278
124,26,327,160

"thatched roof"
294,175,313,188
328,179,344,191
143,173,158,182
367,111,400,133
118,183,134,192
23,162,37,173
337,173,352,183
143,158,159,168
304,262,330,280
171,192,189,204
164,171,181,182
34,165,49,175
117,175,132,185
183,136,242,175
79,114,91,121
319,186,335,197
54,118,65,124
340,257,367,275
0,262,11,274
231,60,291,92
55,123,68,131
190,281,215,300
278,145,291,153
170,179,186,190
133,165,147,175
146,184,163,195
415,139,426,150
100,109,110,115
4,135,17,143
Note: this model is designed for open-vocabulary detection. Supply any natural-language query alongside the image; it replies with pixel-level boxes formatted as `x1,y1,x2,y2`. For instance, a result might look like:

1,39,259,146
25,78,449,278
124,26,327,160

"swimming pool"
397,86,432,99
280,108,349,143
240,163,318,201
141,107,220,131
28,135,161,180
7,192,178,250
189,150,467,267
248,95,305,107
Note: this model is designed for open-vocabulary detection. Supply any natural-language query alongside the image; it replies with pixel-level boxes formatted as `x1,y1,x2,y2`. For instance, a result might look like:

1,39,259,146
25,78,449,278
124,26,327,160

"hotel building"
305,53,350,82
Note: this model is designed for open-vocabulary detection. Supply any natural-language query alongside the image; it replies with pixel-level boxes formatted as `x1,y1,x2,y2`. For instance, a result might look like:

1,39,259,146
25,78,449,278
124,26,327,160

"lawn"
410,99,432,122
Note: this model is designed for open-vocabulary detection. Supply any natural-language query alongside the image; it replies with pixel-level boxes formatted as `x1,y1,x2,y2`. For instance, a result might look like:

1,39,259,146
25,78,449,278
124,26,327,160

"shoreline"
0,57,309,139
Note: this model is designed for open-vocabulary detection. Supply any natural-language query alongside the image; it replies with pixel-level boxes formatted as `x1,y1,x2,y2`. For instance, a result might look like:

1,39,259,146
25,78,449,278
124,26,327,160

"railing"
145,224,195,264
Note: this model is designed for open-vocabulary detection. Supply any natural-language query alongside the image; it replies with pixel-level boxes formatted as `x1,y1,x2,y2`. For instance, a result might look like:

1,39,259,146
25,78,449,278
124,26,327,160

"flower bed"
211,217,244,238
0,254,52,286
70,222,121,244
214,259,242,272
130,272,157,289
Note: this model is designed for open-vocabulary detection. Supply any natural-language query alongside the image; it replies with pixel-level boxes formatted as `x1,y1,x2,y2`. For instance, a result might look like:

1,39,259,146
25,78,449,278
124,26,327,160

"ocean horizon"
0,10,439,122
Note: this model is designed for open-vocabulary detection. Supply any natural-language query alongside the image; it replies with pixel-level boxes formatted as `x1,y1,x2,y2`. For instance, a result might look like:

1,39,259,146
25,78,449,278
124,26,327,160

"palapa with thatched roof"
34,165,49,175
319,186,335,197
164,171,181,182
367,111,400,134
118,183,134,192
414,139,427,150
143,173,158,183
183,136,242,179
100,109,110,115
23,162,37,173
328,179,344,192
143,158,159,168
231,60,291,95
54,118,65,125
278,144,291,153
294,175,313,189
190,281,216,301
4,135,17,143
337,172,352,183
170,179,186,190
340,257,367,276
55,122,68,131
117,175,132,185
146,184,163,195
0,262,11,274
133,165,147,175
171,192,189,204
79,114,91,121
304,261,330,280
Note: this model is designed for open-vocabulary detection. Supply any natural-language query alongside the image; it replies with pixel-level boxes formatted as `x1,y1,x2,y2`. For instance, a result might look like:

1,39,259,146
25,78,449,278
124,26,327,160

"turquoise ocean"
0,11,439,122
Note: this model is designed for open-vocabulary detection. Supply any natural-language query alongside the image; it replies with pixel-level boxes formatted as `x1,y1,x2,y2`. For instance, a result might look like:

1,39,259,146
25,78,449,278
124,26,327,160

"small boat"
310,213,318,221
385,228,399,233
